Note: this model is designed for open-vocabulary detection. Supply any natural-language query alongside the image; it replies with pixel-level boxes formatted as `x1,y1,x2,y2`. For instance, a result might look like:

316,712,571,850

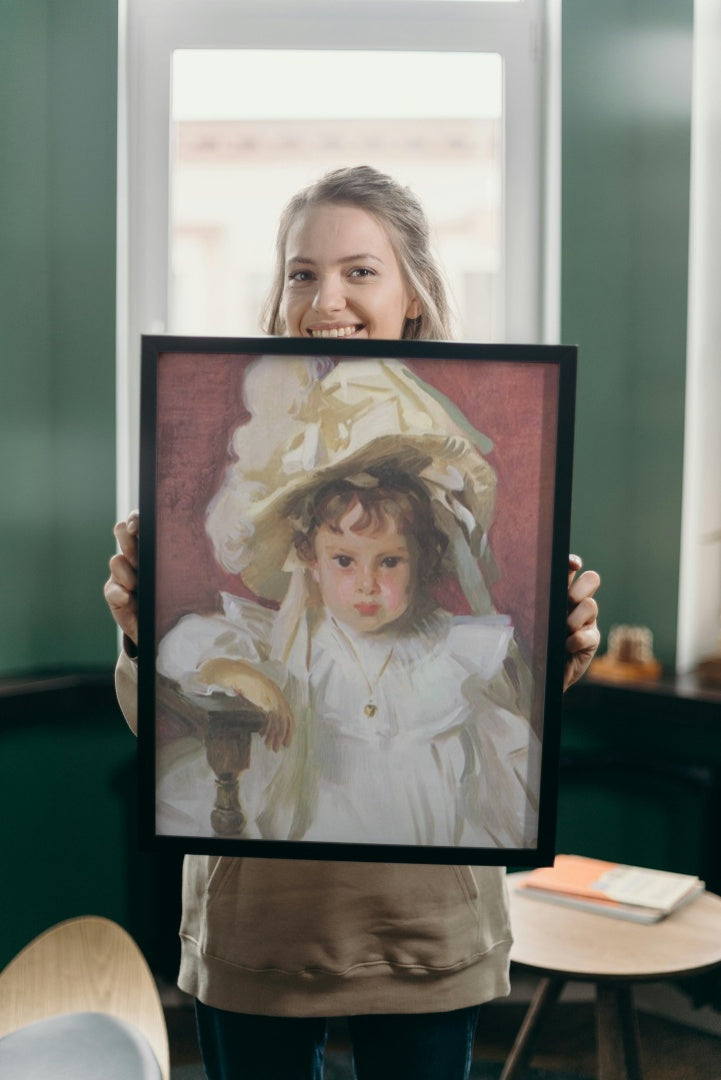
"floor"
164,979,721,1079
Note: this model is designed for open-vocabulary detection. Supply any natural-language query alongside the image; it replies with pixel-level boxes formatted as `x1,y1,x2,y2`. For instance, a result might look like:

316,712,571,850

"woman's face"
281,203,421,340
311,501,416,634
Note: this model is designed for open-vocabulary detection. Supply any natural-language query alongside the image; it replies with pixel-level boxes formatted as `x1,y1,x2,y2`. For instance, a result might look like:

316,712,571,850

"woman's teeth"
310,325,360,338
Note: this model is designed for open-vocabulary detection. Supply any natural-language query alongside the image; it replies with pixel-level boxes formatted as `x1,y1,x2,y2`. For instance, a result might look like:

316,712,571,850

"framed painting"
137,336,576,865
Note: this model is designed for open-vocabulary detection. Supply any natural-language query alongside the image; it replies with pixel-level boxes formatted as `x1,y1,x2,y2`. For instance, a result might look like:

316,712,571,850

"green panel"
558,686,721,886
47,0,119,667
562,1,693,668
0,2,55,669
0,683,185,977
47,0,119,665
0,0,119,674
556,770,708,877
0,690,131,967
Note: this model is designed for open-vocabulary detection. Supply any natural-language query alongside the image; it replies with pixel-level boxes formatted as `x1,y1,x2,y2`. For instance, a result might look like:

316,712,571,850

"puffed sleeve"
447,616,535,726
156,593,285,696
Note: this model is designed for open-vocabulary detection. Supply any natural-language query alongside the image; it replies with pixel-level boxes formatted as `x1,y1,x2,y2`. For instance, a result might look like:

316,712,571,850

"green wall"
562,0,693,669
0,0,118,676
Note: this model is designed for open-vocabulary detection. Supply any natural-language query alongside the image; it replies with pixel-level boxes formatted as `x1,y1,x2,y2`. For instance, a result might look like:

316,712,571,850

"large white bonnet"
205,356,498,612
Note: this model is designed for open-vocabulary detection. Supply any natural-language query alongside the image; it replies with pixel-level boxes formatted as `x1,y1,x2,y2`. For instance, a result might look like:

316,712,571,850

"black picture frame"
138,335,576,866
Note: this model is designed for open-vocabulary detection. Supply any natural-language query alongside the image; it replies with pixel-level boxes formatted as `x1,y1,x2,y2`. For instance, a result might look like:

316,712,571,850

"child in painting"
154,356,539,849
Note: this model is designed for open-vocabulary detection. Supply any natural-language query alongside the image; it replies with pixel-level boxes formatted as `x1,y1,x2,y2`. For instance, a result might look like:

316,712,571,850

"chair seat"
0,1011,162,1079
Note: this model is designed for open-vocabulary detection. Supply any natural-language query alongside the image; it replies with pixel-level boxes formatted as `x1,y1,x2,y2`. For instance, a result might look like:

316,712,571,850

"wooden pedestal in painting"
156,675,264,837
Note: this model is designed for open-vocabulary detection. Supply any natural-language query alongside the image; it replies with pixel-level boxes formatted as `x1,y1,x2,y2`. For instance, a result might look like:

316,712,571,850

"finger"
568,568,601,607
263,707,294,751
567,553,583,588
262,714,282,753
259,714,272,747
103,579,139,641
566,594,599,634
103,578,129,613
108,552,137,592
566,626,601,658
563,632,601,690
113,512,140,566
113,528,138,568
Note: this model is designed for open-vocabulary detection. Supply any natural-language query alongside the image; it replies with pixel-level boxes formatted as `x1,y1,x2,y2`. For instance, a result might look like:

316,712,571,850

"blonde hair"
261,165,454,341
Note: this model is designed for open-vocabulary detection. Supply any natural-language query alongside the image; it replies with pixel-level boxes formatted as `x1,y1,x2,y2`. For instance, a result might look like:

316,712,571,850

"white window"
117,0,558,509
677,0,721,674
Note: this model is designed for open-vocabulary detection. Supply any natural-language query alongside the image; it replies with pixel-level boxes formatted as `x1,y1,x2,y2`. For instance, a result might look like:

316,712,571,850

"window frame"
117,0,558,510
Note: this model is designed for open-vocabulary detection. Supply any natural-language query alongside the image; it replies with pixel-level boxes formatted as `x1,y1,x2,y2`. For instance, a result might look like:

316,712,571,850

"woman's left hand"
564,554,601,691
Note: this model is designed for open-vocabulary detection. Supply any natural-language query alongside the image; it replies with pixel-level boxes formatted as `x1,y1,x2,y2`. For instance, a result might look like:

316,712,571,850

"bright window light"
170,50,503,341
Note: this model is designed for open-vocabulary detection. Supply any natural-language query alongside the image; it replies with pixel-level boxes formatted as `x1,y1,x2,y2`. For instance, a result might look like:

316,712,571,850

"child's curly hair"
291,470,448,591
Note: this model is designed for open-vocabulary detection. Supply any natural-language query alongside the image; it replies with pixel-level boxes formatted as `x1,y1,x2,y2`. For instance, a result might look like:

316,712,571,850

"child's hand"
104,511,140,646
564,554,601,691
197,658,295,752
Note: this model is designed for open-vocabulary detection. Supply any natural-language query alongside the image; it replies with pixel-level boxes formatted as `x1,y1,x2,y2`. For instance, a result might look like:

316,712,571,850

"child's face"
281,203,421,340
311,501,416,634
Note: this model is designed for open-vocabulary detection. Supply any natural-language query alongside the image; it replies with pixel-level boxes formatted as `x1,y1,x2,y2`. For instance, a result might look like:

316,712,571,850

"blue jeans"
195,1000,481,1080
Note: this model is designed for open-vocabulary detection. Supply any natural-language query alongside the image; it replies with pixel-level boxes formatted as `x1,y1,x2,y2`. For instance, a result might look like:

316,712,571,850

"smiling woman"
263,167,450,341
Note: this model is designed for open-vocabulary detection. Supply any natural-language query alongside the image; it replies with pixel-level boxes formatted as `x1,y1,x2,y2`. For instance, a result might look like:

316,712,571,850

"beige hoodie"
116,651,512,1016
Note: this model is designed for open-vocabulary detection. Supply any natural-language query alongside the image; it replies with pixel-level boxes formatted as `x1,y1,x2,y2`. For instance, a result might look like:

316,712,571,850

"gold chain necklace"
332,620,395,718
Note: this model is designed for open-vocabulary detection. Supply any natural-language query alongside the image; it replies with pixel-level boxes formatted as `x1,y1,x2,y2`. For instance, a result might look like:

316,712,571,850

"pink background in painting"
153,352,560,675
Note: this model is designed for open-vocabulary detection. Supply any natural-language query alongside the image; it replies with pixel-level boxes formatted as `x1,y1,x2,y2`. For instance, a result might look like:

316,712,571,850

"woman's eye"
349,267,375,279
381,556,402,568
333,555,353,568
288,270,313,283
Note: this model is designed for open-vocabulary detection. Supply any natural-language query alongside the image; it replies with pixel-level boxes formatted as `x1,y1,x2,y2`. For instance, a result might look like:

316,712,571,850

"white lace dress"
155,593,541,850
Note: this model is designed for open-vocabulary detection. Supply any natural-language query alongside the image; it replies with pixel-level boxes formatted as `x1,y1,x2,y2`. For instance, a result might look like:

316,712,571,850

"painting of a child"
152,352,548,852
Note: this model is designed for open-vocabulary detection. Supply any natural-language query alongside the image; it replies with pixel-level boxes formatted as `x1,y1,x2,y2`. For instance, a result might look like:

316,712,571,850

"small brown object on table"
502,872,721,1080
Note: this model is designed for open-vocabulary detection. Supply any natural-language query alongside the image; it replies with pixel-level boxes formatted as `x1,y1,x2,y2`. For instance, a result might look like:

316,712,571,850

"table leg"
500,976,565,1080
596,982,643,1080
205,720,253,836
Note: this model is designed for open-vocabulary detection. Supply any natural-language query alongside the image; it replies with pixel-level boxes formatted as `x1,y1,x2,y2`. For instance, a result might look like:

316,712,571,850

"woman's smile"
307,323,365,339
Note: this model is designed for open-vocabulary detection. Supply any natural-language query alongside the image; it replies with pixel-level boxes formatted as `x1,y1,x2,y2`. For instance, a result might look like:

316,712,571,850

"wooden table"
503,873,721,1080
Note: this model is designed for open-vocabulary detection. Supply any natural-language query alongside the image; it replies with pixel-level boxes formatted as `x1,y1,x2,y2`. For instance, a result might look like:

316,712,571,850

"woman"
105,166,600,1080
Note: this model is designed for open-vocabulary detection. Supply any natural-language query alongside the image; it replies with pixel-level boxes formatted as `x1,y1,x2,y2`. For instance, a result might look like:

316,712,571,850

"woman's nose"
313,274,345,314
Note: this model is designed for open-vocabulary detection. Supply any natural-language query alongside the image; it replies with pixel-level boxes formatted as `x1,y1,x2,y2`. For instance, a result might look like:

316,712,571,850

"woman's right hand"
104,510,139,646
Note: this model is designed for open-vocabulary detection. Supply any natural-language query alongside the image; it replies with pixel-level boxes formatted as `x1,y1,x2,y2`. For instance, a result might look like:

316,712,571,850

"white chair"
0,915,170,1079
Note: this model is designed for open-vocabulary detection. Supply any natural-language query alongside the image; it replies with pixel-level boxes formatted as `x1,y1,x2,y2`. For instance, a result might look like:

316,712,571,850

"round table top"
508,872,721,981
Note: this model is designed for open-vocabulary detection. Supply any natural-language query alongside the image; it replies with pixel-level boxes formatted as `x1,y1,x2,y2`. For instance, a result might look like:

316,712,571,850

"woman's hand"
564,554,601,691
197,658,295,752
104,511,139,646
